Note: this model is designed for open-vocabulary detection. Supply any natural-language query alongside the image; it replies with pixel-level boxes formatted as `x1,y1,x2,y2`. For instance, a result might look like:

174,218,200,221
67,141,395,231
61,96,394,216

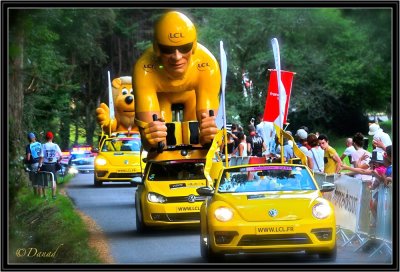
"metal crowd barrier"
31,171,55,188
319,173,393,259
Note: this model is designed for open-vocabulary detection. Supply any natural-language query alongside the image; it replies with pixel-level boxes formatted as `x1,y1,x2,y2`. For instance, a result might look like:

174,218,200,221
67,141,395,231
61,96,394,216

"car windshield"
147,160,206,181
101,138,141,152
71,153,91,160
218,165,316,193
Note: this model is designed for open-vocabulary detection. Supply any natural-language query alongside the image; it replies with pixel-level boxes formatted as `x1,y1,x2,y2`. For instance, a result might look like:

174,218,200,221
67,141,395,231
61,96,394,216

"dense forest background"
8,7,393,199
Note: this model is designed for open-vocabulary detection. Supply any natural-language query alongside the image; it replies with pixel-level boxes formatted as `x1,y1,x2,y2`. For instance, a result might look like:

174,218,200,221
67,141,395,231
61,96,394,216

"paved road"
66,173,394,268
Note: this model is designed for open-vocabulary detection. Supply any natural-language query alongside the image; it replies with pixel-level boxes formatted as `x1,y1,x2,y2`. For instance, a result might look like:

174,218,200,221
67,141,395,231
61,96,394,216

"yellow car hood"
147,180,207,197
100,151,142,166
213,190,321,222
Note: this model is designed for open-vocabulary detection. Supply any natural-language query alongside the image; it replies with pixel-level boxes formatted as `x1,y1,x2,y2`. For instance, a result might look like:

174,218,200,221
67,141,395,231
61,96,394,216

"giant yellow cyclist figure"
133,11,221,151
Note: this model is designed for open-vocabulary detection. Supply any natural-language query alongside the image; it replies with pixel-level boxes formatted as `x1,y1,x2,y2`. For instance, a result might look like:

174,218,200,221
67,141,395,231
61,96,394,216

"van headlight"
214,207,233,222
147,192,167,203
95,157,107,166
312,202,332,219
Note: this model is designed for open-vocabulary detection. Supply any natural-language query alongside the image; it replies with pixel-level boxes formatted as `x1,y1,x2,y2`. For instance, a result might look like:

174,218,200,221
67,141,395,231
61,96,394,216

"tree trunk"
9,26,26,202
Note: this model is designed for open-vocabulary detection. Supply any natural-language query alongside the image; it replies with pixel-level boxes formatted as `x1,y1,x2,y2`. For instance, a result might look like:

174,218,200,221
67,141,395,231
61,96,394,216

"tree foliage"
8,7,392,199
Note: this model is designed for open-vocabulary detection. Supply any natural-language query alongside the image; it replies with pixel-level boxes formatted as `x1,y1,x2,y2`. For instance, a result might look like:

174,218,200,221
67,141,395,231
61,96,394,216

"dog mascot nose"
125,96,134,105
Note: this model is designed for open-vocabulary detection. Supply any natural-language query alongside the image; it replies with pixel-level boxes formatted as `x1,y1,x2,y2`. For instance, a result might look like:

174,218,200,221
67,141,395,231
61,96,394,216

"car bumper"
206,220,336,254
95,166,142,182
142,201,203,226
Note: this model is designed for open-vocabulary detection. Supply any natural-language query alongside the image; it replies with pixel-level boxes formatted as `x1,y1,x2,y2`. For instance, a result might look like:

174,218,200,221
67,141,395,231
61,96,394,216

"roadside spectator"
372,138,388,152
344,132,372,181
39,131,62,199
247,124,267,157
230,123,240,149
341,150,386,227
256,113,276,156
295,128,310,158
237,132,248,157
271,135,294,163
373,145,392,186
221,129,236,157
306,133,324,173
286,130,293,145
340,138,356,166
25,132,42,195
318,134,342,174
368,123,392,153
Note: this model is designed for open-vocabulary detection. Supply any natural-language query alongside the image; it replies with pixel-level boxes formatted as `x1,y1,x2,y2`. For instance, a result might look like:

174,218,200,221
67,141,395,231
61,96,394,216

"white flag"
108,71,115,120
271,38,286,128
216,41,227,129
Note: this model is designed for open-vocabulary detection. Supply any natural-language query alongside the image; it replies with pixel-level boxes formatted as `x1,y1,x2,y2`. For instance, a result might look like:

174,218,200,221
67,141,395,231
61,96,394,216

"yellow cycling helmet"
153,11,197,55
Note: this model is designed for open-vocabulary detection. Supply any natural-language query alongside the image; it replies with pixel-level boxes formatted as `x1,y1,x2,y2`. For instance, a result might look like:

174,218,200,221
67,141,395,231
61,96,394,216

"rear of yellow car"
199,164,336,261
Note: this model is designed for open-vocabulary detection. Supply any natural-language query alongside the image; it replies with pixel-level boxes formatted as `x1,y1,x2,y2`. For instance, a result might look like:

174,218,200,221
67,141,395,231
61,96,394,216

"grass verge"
8,174,103,264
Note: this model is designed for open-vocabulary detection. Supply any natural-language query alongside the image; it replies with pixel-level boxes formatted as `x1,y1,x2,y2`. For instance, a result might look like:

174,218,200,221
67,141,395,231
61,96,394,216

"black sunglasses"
158,43,193,55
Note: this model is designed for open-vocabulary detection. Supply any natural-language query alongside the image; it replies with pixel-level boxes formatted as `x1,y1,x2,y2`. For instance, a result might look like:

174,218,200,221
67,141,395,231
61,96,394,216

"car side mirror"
131,176,143,185
196,186,214,196
320,182,335,192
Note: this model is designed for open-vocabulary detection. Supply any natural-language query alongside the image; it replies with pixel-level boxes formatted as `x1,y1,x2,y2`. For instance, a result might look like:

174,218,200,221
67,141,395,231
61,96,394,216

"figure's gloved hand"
200,112,217,145
96,103,111,126
143,118,167,148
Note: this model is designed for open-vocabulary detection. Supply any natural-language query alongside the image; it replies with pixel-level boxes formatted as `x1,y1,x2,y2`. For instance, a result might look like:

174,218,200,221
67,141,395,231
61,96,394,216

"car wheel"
207,236,224,263
319,244,337,261
94,175,102,187
202,231,224,262
135,202,147,233
200,233,208,259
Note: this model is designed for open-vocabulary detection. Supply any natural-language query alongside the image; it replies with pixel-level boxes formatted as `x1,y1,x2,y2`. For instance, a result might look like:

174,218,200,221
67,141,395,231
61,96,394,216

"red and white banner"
263,69,295,125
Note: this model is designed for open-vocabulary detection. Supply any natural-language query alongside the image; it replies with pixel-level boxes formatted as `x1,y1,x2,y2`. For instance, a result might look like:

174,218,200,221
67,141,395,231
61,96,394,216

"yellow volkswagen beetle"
132,148,208,232
197,163,336,262
94,133,145,186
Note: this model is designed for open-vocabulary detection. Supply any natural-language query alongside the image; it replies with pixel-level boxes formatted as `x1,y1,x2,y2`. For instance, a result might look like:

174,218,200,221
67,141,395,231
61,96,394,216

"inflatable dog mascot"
96,76,138,134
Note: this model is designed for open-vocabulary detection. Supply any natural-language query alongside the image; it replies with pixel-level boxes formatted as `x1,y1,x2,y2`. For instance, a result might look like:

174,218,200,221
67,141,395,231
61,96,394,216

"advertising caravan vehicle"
132,147,208,232
196,129,337,262
131,111,214,232
94,132,146,186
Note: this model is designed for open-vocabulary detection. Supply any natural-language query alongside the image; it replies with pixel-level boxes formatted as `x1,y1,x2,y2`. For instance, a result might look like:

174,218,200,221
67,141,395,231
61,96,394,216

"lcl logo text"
197,62,210,71
169,33,184,39
143,63,155,72
144,64,154,69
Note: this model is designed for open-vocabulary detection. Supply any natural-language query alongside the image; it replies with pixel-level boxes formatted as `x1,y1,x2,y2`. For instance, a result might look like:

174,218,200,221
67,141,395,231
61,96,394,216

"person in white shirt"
39,131,62,199
349,132,371,181
340,138,356,166
306,134,324,173
368,123,392,153
256,113,275,156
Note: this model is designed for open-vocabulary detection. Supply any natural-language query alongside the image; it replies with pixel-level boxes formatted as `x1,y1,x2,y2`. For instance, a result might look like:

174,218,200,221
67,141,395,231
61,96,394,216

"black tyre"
201,233,224,262
135,200,147,233
94,174,102,187
200,233,208,259
319,244,337,261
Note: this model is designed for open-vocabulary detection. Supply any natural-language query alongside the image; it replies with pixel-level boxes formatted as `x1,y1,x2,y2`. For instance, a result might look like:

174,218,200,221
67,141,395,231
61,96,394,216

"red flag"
263,69,295,124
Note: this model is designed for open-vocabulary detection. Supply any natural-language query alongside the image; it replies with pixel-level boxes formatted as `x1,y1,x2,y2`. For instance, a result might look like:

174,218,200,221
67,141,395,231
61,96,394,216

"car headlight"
95,157,107,166
214,207,233,222
312,202,332,219
68,167,78,174
147,192,167,203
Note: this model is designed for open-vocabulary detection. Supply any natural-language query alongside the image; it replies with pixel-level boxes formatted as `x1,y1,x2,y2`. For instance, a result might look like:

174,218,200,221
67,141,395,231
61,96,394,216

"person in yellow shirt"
132,11,221,151
318,134,342,174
